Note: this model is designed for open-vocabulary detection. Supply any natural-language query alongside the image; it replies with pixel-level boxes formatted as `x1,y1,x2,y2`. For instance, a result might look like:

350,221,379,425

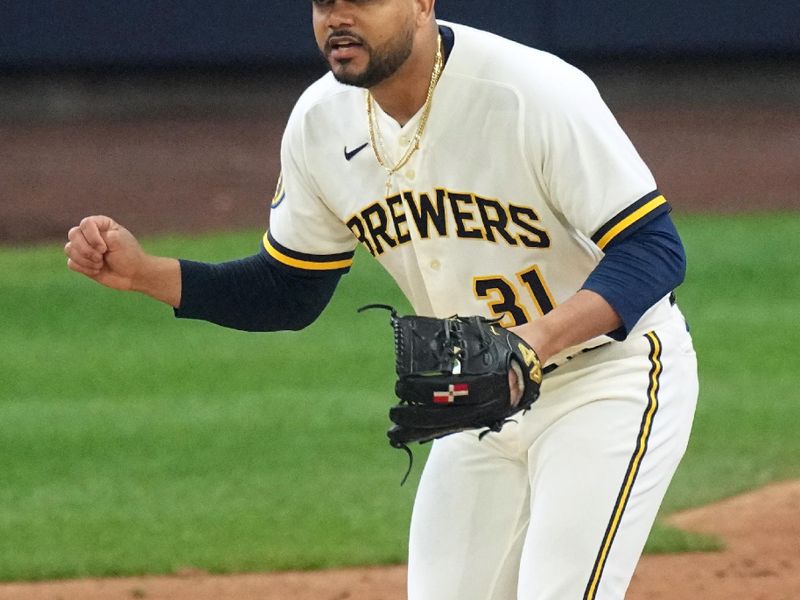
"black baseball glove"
360,305,543,480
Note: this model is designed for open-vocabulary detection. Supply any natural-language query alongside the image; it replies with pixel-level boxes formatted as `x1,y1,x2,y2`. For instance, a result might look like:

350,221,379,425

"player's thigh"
518,329,697,600
408,429,530,600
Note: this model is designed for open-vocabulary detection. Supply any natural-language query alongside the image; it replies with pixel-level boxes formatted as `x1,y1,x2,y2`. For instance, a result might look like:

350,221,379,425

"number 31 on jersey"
473,264,556,327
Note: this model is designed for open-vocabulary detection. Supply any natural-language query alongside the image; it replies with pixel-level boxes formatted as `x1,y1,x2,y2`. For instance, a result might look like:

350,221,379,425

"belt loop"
542,342,611,376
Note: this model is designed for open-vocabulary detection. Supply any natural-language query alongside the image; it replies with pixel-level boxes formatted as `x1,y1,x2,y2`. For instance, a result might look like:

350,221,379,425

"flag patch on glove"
433,383,469,404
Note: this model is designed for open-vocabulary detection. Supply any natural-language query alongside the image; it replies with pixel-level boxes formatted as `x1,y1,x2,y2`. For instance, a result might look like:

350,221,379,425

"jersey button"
405,169,416,180
399,135,410,146
430,259,441,270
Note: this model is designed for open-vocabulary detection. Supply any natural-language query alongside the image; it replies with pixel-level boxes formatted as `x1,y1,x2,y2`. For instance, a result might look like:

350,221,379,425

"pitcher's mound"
628,479,800,599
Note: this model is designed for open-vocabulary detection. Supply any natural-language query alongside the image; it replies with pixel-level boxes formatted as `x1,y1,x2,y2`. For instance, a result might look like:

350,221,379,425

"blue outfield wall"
1,1,798,68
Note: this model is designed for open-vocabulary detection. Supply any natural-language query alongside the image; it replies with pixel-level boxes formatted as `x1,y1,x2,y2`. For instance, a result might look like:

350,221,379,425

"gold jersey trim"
591,190,670,251
262,233,354,272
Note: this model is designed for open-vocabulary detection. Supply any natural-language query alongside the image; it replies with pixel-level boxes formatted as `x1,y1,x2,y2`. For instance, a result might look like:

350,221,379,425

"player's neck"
368,31,439,127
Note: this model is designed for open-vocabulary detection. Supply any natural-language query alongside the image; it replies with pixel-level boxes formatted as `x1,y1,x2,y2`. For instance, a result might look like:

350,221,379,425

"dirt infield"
4,104,798,247
628,481,800,600
2,481,798,600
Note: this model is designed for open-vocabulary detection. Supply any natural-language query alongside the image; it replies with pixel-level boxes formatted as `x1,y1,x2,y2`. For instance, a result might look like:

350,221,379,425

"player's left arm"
511,211,685,364
510,290,618,366
515,60,688,363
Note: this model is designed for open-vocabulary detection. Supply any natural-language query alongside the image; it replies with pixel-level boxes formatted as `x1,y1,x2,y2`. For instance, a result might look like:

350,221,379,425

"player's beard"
323,22,415,89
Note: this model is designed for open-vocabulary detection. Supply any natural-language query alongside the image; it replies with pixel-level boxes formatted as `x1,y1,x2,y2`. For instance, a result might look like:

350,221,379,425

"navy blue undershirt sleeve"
582,212,685,340
174,248,342,332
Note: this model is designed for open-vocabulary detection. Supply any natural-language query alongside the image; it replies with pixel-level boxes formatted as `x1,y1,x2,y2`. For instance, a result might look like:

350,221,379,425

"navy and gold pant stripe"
262,231,354,272
591,191,670,251
583,332,663,600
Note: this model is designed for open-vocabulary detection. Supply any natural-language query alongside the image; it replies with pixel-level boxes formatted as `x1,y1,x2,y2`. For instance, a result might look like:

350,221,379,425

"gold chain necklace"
367,35,444,196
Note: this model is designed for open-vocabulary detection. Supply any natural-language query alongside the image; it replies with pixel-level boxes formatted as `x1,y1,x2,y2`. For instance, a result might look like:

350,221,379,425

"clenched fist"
64,216,181,306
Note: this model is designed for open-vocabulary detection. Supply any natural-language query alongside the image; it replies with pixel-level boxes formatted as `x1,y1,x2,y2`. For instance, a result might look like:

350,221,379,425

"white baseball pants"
407,310,698,600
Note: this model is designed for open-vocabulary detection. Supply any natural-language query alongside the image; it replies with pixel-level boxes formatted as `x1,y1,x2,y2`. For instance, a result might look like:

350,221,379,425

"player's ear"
413,0,435,26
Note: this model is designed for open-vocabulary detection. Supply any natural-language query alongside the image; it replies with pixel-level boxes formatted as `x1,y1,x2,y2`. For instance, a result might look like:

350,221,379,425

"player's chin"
329,60,369,86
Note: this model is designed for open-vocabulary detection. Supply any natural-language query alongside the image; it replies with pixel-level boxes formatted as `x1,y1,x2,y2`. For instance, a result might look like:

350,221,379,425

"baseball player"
65,1,698,599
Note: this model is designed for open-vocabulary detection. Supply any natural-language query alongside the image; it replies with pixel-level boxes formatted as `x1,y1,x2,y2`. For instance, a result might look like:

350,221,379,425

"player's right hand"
64,215,146,291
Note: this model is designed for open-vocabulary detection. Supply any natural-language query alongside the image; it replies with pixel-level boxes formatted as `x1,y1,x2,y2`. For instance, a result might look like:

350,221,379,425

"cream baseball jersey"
264,22,673,365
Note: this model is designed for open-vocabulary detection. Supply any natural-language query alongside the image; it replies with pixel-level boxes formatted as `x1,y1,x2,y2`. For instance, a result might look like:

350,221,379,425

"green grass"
1,212,799,579
0,233,416,581
644,212,800,552
665,213,800,500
